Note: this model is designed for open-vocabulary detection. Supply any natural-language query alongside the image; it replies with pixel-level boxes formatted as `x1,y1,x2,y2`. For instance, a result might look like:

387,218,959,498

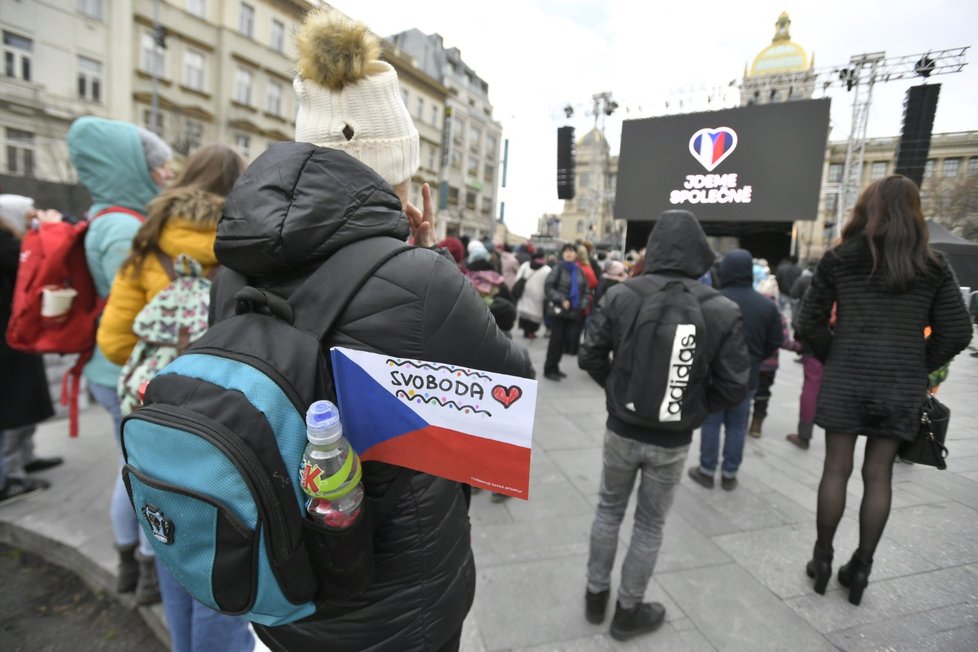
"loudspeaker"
894,84,940,187
557,126,575,200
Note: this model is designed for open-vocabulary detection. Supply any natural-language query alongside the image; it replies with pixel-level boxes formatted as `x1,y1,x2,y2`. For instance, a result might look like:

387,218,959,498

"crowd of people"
1,8,976,652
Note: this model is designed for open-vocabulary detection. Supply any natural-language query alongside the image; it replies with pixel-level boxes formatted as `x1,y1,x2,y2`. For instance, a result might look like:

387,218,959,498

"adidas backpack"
609,274,720,431
6,207,144,436
117,253,215,417
121,237,413,626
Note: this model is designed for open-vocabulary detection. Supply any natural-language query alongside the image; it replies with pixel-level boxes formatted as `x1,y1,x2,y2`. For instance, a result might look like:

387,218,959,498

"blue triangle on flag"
330,349,429,455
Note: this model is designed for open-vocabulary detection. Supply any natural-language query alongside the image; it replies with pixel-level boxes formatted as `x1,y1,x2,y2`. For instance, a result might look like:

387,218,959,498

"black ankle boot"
805,543,833,595
584,588,609,624
609,601,666,641
838,551,872,605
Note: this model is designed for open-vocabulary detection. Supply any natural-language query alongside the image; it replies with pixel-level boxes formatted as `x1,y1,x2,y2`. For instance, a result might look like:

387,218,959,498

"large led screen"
615,99,831,223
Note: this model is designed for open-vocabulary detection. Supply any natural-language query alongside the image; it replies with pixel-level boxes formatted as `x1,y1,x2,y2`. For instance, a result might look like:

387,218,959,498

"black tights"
815,432,902,560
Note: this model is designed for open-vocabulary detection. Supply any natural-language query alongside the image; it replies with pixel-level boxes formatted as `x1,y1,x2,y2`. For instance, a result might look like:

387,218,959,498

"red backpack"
6,207,144,437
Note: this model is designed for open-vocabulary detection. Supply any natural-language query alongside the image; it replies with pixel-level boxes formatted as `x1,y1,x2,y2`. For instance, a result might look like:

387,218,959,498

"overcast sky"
328,0,977,238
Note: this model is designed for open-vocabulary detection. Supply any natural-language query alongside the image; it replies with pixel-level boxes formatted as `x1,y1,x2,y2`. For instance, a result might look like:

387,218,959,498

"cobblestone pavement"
2,335,976,651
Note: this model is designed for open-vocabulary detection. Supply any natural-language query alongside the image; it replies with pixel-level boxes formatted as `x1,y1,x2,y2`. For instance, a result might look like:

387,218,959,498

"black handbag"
898,395,950,469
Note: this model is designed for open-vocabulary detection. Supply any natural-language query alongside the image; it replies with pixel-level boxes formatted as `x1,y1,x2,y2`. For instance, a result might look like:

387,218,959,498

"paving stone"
532,414,600,451
513,634,614,651
473,555,681,651
460,607,488,652
884,502,978,568
657,562,833,651
655,513,731,574
549,448,603,498
712,521,936,600
669,485,743,537
785,564,978,634
471,513,593,568
502,479,595,523
528,448,565,486
946,454,978,473
469,490,516,526
825,601,978,651
870,625,978,652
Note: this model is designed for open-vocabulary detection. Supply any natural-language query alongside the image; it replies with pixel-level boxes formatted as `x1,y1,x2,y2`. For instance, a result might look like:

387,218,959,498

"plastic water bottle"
299,400,364,529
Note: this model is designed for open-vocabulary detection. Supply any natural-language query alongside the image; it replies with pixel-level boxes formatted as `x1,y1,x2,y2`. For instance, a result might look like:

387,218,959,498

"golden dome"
748,12,809,77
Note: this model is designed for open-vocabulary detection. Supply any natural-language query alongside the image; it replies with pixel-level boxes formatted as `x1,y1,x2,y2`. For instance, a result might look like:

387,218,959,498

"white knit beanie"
293,13,419,186
0,194,34,233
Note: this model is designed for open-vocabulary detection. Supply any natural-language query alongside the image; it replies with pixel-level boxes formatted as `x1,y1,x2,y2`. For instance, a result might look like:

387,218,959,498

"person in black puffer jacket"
215,12,534,652
796,175,972,607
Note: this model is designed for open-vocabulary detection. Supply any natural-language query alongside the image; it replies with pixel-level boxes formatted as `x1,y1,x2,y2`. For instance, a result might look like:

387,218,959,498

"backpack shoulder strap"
287,237,415,340
153,250,176,282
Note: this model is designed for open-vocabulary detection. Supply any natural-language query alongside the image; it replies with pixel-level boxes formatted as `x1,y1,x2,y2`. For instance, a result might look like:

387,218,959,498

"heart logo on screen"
491,385,523,409
688,127,738,172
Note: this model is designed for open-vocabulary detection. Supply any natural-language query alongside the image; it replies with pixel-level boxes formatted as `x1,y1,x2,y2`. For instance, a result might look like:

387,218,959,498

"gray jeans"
586,429,689,609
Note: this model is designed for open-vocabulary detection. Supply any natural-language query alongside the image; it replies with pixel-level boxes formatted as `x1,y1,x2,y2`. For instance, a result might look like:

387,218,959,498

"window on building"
923,159,935,178
4,32,33,81
453,116,464,145
466,155,478,178
481,196,493,216
450,150,461,170
183,49,205,91
870,161,886,180
415,97,424,120
239,3,255,38
431,105,439,127
5,128,35,177
141,32,164,77
142,109,164,133
465,191,476,210
234,68,252,105
827,162,842,183
942,158,961,177
427,144,436,172
969,157,978,176
77,56,102,102
468,124,481,154
266,80,283,116
486,132,498,159
270,19,285,52
825,192,838,213
186,0,206,18
76,0,103,20
484,163,494,184
576,219,586,235
235,134,251,159
447,186,459,206
184,120,203,152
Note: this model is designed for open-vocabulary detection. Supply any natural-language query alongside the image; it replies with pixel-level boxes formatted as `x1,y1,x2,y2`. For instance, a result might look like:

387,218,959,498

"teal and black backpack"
121,237,412,626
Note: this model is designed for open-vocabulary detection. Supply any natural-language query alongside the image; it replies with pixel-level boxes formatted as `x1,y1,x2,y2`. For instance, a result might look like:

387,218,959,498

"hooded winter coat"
97,189,222,365
212,143,533,651
579,210,750,447
796,235,973,440
515,259,551,324
68,117,161,389
718,249,783,391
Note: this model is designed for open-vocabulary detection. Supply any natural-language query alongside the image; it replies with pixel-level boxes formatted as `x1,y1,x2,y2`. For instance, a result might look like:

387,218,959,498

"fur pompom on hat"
294,11,419,186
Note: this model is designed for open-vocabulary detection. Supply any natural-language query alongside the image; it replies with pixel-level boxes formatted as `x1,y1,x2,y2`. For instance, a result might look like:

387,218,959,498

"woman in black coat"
796,176,972,606
0,200,55,501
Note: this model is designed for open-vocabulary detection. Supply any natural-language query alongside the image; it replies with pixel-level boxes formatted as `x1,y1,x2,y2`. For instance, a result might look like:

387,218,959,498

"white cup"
41,287,78,318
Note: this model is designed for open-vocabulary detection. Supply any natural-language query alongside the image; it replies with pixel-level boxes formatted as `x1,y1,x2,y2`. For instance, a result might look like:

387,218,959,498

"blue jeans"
699,393,753,478
89,381,153,555
156,560,254,652
587,429,689,609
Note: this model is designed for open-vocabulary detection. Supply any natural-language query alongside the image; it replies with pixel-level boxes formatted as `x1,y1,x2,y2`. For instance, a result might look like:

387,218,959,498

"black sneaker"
544,371,562,381
24,456,63,473
556,370,568,378
687,467,714,489
609,601,666,641
720,476,738,491
0,477,50,504
585,588,609,624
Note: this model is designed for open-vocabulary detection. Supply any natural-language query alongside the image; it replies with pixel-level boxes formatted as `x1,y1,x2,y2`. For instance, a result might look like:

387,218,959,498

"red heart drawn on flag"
491,385,522,409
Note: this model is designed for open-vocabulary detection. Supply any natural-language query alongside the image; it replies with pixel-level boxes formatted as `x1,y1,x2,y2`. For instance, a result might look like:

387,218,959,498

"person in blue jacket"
68,116,173,605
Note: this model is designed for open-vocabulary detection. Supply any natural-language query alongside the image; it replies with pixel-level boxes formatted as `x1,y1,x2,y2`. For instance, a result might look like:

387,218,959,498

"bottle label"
300,451,362,500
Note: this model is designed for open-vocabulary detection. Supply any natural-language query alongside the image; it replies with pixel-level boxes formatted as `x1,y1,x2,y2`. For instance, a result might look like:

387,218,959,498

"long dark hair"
840,175,937,292
123,144,246,275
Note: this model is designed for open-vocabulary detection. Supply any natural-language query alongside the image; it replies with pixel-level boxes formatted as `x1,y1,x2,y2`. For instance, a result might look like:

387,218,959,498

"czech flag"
330,347,537,499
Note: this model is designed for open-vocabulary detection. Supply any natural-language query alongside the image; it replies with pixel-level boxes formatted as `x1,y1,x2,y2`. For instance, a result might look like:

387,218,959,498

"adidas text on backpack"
610,275,720,431
5,207,144,437
121,237,414,626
